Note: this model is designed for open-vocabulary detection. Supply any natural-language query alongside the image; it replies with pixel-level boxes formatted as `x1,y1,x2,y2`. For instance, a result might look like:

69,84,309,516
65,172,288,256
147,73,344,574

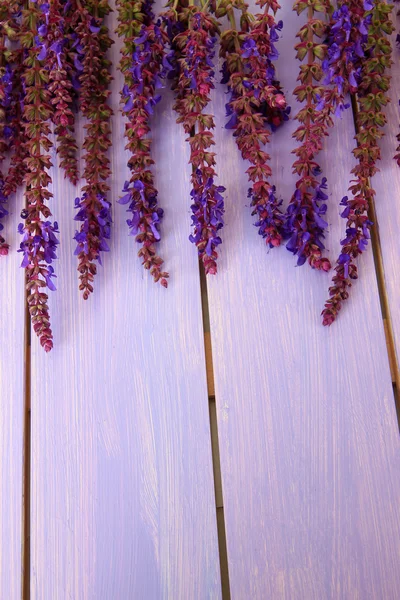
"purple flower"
74,55,83,72
241,38,259,59
45,265,57,291
18,219,60,276
89,18,100,33
323,2,369,110
73,193,112,263
189,170,225,262
284,178,330,267
252,186,285,248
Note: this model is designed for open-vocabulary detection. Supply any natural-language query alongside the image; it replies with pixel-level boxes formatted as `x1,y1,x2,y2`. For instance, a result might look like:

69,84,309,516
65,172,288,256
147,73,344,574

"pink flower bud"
322,311,335,327
275,94,286,108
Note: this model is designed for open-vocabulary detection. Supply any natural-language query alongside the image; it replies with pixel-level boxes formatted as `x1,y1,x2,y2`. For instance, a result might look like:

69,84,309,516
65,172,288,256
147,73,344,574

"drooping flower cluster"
117,0,169,286
41,0,79,185
220,0,289,248
0,48,12,255
0,0,27,255
171,8,225,275
320,0,368,119
2,6,28,204
284,0,333,271
0,0,397,349
73,0,113,299
322,0,394,325
19,0,59,352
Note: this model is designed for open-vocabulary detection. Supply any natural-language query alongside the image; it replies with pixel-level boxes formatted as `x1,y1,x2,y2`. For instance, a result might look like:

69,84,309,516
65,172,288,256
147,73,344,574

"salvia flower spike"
73,0,113,299
172,7,225,275
0,1,28,254
0,34,11,255
220,0,289,249
116,0,169,287
321,0,370,120
322,0,394,325
44,0,79,185
3,3,29,204
284,0,333,271
19,0,59,352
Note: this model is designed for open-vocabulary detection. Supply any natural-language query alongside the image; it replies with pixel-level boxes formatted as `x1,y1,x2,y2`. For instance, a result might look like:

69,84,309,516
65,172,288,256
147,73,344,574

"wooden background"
1,2,400,598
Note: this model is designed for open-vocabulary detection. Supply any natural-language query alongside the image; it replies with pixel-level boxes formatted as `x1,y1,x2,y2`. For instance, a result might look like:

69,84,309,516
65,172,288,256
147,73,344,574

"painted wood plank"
207,3,400,599
0,190,25,598
30,5,221,597
367,16,400,386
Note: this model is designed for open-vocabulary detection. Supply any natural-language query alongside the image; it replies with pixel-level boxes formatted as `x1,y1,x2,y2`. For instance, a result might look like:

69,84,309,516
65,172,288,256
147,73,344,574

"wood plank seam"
393,384,400,433
22,269,31,600
200,262,231,600
350,95,400,393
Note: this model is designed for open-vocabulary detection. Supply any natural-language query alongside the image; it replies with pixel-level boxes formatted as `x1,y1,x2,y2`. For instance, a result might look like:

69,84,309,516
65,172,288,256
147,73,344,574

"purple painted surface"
0,190,24,600
207,4,400,599
29,3,221,597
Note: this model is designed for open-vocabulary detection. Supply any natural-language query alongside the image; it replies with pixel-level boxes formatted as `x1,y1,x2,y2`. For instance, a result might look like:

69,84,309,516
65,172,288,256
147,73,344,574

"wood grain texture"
30,5,221,597
207,4,400,599
367,17,400,385
0,190,25,599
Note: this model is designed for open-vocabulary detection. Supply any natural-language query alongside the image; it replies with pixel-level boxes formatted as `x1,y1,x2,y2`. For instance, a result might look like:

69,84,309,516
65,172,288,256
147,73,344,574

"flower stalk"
284,0,333,271
73,0,113,299
19,0,59,351
116,0,169,286
170,5,225,275
220,0,289,248
322,0,394,325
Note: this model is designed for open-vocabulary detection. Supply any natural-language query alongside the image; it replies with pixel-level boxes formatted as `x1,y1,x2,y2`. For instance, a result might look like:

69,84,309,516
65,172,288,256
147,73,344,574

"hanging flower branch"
73,0,113,300
45,0,79,185
0,0,397,348
3,40,28,203
19,0,59,352
320,0,368,119
0,0,28,254
220,0,289,249
171,6,225,275
284,0,333,271
116,0,169,287
0,33,11,255
322,0,394,325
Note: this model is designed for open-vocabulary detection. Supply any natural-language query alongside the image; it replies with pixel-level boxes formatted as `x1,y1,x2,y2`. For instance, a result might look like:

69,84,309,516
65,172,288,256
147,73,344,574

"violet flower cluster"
0,0,27,255
220,0,289,249
42,0,79,185
0,0,114,349
0,0,397,350
322,0,394,325
2,9,28,205
284,0,333,272
117,0,169,286
0,62,13,255
172,9,225,275
72,0,113,300
18,0,59,351
319,0,369,119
